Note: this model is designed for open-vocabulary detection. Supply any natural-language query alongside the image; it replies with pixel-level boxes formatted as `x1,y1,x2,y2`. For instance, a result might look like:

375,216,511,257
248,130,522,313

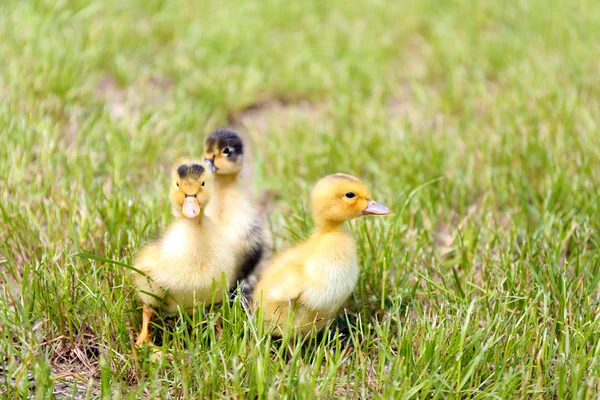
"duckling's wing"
255,254,304,320
263,270,302,302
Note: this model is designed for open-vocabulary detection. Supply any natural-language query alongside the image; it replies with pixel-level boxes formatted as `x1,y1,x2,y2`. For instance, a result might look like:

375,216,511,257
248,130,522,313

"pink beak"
182,197,201,219
362,199,391,215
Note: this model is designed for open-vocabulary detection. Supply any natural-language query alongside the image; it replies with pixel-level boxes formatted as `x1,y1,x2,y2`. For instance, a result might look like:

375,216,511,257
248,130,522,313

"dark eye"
176,182,179,187
223,147,230,155
345,192,356,199
202,181,205,187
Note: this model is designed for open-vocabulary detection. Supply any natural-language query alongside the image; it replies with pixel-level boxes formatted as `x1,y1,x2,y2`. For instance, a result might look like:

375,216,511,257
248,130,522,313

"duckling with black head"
252,173,390,336
132,160,237,346
203,129,264,287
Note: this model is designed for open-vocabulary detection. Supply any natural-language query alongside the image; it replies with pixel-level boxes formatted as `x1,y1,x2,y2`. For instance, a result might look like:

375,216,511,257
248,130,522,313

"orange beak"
362,199,390,215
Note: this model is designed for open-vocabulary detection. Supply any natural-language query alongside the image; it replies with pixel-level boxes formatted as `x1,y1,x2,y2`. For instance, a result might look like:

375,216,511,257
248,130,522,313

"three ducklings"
131,129,390,346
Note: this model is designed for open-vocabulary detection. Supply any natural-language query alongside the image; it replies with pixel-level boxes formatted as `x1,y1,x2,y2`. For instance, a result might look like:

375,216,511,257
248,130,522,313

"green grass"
1,0,600,398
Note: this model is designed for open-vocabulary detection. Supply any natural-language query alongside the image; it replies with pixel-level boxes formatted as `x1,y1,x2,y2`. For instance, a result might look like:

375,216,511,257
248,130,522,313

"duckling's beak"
204,158,217,173
362,199,390,215
182,195,201,219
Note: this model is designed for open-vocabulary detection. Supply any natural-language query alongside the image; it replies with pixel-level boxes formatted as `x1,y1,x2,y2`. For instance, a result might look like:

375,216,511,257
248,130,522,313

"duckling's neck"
213,173,240,189
210,173,245,222
314,220,346,234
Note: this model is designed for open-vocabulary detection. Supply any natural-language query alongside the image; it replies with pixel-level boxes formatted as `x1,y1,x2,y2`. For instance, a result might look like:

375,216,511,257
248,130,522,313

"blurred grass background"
1,0,599,398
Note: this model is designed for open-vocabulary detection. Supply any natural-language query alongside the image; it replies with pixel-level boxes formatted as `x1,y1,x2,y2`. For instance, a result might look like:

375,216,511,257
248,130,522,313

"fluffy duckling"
252,173,390,336
203,129,263,285
132,160,236,346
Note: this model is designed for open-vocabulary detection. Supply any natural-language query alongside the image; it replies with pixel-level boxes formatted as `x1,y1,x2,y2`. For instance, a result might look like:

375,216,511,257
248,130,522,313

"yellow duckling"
132,160,236,346
252,173,390,336
203,129,263,285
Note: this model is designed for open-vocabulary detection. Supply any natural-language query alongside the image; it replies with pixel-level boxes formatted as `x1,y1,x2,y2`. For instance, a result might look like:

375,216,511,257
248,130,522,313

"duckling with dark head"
203,129,264,287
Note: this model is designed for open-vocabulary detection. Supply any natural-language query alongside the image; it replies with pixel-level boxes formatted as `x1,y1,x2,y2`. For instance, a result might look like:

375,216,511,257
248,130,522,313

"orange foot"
136,305,154,347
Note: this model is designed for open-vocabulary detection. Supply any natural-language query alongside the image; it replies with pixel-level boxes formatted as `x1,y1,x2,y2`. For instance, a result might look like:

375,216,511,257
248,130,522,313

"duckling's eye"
176,182,179,188
345,192,356,199
202,181,205,187
223,147,230,155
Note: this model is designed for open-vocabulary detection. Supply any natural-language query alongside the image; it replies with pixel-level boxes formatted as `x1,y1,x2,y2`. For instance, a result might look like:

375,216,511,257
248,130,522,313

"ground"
1,0,600,398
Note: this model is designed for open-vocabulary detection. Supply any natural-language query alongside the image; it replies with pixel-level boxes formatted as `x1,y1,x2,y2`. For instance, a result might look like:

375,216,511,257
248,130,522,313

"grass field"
1,0,600,398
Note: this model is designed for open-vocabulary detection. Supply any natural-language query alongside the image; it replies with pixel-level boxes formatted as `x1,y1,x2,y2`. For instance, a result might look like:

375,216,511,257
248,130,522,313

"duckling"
203,129,263,286
132,160,236,346
252,173,390,336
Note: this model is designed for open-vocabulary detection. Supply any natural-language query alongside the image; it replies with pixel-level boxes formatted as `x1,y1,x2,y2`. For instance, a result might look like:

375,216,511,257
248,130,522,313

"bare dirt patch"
228,95,321,134
95,74,174,121
42,330,109,398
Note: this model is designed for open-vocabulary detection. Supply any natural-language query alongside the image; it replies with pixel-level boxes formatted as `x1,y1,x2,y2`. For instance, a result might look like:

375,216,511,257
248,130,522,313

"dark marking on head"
205,128,244,160
177,164,188,178
177,163,205,179
329,173,362,183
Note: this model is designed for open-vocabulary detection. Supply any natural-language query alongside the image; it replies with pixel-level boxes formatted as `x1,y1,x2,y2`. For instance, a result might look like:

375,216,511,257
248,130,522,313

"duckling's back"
205,180,264,283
